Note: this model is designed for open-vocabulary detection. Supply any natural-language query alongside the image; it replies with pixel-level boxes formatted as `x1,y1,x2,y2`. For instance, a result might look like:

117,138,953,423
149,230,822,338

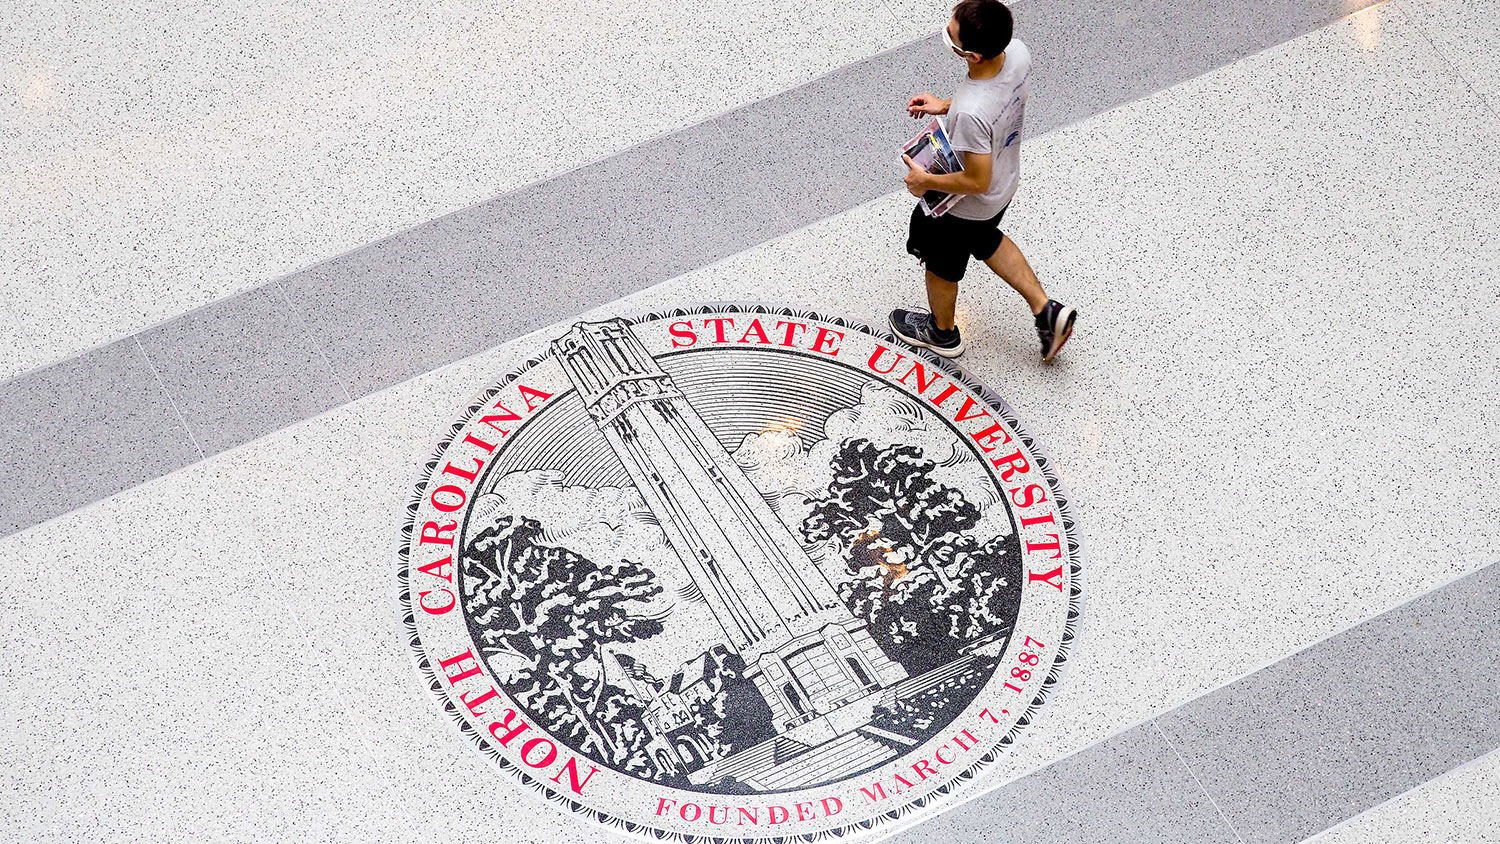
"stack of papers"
903,117,965,217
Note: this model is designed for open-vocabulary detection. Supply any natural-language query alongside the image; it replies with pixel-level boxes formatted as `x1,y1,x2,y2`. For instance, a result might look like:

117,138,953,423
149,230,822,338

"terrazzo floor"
2,0,1497,841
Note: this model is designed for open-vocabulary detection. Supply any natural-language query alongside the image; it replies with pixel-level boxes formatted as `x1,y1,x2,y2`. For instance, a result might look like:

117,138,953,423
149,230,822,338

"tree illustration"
680,649,774,761
802,440,1021,673
461,513,668,775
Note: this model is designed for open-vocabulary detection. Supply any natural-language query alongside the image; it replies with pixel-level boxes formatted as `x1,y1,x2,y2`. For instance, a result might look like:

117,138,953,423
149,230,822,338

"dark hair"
952,0,1013,59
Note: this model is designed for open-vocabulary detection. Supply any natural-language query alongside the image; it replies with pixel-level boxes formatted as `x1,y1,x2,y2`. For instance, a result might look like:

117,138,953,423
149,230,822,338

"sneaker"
889,309,965,358
1035,300,1077,362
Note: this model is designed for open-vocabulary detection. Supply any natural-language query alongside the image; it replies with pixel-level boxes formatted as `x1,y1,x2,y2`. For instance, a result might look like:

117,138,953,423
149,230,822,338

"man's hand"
906,92,950,118
902,154,929,197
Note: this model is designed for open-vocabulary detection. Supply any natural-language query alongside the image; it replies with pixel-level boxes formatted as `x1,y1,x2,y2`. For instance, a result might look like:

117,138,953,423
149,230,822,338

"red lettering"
520,737,557,768
821,797,843,817
892,773,915,792
430,484,466,513
1028,537,1065,560
795,802,816,821
971,421,1013,452
860,783,888,803
708,806,729,825
1020,512,1056,529
1009,484,1048,508
441,456,486,483
517,384,552,412
929,382,962,408
1028,562,1066,585
418,555,453,583
418,520,456,547
867,344,906,374
418,588,455,615
898,361,940,393
935,744,954,764
463,432,498,453
656,798,677,817
460,687,499,717
990,448,1031,482
768,806,790,825
952,729,978,751
680,803,702,822
953,395,990,423
811,327,844,356
704,317,735,343
488,710,530,747
979,708,1001,724
479,404,522,436
669,321,697,348
911,758,938,780
550,757,599,795
439,650,483,685
774,320,809,347
738,807,758,826
738,318,771,345
417,557,456,617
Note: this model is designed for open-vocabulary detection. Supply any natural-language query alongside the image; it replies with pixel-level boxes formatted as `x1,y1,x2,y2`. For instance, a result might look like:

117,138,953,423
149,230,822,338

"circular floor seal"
398,305,1083,842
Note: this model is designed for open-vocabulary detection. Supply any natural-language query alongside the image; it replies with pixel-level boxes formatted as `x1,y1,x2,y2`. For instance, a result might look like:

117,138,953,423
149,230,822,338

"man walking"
891,0,1076,360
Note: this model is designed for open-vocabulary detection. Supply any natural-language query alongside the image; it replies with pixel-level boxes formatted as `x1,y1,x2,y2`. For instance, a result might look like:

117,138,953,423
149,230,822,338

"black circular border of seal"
396,303,1087,843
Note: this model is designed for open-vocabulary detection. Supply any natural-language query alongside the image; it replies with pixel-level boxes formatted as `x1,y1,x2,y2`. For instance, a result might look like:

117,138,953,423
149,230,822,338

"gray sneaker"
889,309,965,358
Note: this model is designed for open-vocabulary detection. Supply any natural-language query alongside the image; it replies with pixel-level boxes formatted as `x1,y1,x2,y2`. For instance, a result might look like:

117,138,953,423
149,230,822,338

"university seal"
398,305,1083,841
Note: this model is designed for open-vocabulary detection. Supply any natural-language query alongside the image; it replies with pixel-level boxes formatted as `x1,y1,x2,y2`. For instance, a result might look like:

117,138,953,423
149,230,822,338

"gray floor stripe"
0,339,204,534
0,0,1382,537
880,560,1500,844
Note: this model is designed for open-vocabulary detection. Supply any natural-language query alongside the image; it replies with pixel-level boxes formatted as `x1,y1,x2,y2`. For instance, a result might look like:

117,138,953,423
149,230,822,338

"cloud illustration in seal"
732,381,1012,548
471,471,669,568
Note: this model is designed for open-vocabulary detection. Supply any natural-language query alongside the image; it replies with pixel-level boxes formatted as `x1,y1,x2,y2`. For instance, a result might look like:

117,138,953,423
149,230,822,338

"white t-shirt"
945,38,1031,220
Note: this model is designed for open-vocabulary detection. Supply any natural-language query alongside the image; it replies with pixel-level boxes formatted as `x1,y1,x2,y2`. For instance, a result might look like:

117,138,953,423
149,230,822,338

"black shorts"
905,202,1008,283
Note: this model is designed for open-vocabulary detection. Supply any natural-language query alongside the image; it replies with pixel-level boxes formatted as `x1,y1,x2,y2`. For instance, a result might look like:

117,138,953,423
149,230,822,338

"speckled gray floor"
875,560,1500,844
1,0,1498,841
1311,747,1500,843
0,0,1389,539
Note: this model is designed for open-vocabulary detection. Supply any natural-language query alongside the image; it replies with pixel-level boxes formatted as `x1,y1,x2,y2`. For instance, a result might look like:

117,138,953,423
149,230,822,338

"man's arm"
904,150,993,196
906,92,951,117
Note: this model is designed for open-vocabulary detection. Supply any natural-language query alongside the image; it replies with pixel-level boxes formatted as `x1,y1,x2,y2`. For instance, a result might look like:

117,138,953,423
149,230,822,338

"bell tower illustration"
552,319,907,738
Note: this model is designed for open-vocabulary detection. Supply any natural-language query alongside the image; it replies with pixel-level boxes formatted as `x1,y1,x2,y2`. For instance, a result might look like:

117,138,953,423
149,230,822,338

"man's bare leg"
986,233,1077,360
926,271,960,330
983,235,1049,315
